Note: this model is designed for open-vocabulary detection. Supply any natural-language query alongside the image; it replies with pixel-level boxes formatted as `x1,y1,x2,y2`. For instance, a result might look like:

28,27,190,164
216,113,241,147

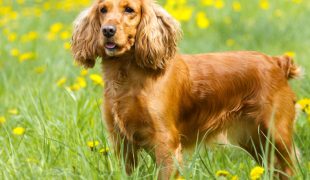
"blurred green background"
0,0,310,179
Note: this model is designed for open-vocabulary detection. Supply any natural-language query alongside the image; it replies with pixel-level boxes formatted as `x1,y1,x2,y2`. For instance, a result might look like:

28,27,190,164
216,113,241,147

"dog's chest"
110,95,155,146
104,68,156,146
106,80,154,143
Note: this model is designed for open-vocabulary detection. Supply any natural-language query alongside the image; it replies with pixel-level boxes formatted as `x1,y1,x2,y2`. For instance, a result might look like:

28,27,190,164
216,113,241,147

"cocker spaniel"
71,0,300,179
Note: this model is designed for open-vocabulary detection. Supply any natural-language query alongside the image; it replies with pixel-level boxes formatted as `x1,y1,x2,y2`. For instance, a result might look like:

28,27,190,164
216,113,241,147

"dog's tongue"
105,42,116,49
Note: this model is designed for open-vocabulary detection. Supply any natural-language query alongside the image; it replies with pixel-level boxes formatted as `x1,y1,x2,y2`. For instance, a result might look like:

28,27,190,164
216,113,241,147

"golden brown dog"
71,0,300,179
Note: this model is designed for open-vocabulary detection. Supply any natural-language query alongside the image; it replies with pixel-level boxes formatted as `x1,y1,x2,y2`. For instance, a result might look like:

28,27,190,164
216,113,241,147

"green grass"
0,0,310,179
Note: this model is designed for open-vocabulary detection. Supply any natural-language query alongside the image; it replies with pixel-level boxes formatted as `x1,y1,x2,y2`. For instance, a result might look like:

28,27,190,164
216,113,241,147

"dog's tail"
277,55,301,80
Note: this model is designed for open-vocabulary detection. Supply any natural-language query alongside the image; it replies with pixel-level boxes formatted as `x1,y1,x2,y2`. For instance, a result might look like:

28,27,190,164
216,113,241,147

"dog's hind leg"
228,97,296,179
268,87,297,179
239,88,296,179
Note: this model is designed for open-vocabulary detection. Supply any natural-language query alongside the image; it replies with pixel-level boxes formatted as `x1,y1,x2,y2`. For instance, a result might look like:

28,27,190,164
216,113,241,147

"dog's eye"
124,7,134,13
100,7,107,14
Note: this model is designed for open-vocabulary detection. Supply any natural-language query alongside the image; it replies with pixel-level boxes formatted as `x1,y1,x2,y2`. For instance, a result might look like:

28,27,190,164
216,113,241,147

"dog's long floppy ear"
71,6,101,68
135,2,182,70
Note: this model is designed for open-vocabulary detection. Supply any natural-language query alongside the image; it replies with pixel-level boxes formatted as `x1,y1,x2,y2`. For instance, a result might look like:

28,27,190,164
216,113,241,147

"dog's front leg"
120,137,139,175
154,134,182,180
104,105,138,175
108,129,139,175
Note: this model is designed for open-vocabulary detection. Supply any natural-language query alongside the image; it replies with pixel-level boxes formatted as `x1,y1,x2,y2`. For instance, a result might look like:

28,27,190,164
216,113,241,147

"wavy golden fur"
72,0,300,179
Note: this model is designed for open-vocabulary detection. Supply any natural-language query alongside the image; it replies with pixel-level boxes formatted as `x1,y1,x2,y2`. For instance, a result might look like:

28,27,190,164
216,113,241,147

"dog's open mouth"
105,42,117,51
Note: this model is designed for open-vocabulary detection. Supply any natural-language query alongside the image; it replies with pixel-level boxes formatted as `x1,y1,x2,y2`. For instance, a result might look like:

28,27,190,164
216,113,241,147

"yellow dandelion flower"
19,52,35,62
164,0,176,8
216,170,230,177
89,74,104,86
196,12,210,29
226,39,235,47
68,76,87,91
292,0,302,4
8,33,17,42
0,6,12,15
99,147,109,155
9,11,18,20
0,116,6,124
304,104,310,115
285,51,296,58
69,84,81,91
168,6,193,22
8,108,18,115
10,48,20,57
43,2,51,10
64,42,71,50
60,31,71,40
259,0,270,10
177,7,194,22
298,99,310,114
28,31,38,40
250,166,264,180
177,0,187,5
87,140,99,150
13,127,25,135
21,31,38,43
297,98,310,110
76,77,87,88
80,69,88,76
201,0,214,6
164,0,193,22
50,22,63,33
33,66,46,74
232,1,242,12
231,175,239,180
57,77,67,87
214,0,225,9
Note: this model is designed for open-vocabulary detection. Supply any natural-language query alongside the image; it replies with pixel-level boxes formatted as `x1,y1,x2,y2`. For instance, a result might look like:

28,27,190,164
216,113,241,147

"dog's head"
71,0,182,70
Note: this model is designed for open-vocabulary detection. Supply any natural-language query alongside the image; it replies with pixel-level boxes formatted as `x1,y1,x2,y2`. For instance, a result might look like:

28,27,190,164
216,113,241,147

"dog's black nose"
102,25,116,38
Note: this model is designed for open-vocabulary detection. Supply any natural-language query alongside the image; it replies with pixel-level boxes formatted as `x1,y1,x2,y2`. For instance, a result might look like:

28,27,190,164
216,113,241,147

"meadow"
0,0,310,179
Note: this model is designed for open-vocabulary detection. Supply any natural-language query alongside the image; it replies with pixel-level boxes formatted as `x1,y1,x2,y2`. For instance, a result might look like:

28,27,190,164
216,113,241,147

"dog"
71,0,300,179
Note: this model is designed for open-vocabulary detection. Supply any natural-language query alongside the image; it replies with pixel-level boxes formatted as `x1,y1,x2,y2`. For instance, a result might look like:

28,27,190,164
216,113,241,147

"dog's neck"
101,55,134,81
101,54,163,98
101,51,165,80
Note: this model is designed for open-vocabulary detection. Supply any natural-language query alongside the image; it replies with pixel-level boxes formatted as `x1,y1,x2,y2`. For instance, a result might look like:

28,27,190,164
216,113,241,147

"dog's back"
178,51,299,178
